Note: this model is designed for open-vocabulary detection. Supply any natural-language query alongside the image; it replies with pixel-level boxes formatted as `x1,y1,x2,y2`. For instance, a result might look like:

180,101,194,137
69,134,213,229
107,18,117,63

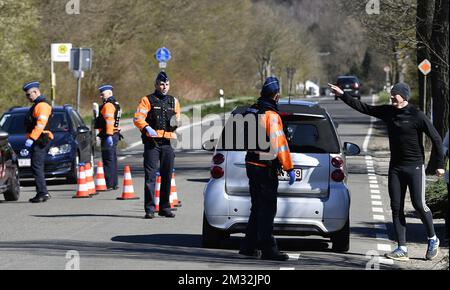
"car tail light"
279,112,293,117
352,83,359,89
213,153,225,165
211,166,224,179
331,157,344,168
331,169,346,182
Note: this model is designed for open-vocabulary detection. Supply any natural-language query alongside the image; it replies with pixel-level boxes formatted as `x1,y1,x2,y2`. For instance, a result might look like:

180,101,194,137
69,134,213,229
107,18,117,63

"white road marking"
127,141,142,150
377,244,392,252
365,156,373,160
369,184,379,189
288,253,300,260
370,190,381,194
362,95,376,152
372,207,384,213
371,195,381,200
373,215,385,221
369,180,378,184
368,176,377,180
372,201,383,206
280,267,295,270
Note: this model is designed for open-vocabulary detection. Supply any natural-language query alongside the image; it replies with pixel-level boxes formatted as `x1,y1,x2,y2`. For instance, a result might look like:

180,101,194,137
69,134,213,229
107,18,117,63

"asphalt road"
0,96,439,270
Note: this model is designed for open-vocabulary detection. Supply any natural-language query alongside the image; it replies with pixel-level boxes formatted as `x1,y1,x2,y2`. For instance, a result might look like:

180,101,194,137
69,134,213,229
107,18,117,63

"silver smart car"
202,100,360,252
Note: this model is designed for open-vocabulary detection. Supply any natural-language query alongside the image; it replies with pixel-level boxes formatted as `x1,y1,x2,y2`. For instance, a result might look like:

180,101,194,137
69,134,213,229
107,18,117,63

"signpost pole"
76,47,83,113
51,60,56,106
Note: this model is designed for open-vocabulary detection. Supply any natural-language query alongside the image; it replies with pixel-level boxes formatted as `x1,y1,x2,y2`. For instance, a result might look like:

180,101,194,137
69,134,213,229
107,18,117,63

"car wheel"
4,165,20,201
331,218,350,252
66,153,80,184
202,213,225,249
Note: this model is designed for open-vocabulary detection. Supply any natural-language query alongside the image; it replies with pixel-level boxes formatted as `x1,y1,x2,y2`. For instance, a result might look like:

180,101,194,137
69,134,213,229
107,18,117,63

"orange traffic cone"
95,161,108,192
171,169,181,207
117,166,139,200
154,173,161,213
73,165,91,199
85,163,97,196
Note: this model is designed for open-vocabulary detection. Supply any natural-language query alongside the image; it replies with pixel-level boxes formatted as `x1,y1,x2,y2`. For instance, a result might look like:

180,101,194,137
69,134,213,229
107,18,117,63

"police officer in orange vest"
95,84,122,191
134,72,181,219
23,81,54,203
239,77,296,261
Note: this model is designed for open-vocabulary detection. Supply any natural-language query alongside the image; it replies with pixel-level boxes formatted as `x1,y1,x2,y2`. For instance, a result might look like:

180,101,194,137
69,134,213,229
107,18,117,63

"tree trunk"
416,0,435,113
427,0,449,173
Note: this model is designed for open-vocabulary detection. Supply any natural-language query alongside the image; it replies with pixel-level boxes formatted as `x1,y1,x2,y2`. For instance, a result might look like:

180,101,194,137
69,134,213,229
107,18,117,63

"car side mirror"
202,139,217,152
77,126,90,134
344,142,360,156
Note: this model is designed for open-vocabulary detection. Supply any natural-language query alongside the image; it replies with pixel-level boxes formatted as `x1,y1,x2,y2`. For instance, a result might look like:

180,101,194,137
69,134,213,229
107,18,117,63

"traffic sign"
155,47,171,63
418,59,431,75
52,43,72,62
70,48,92,71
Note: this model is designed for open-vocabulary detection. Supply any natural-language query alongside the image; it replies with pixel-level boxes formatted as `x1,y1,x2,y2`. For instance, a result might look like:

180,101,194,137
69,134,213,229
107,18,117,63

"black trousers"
101,133,119,188
241,163,279,255
388,164,435,246
31,142,51,196
143,140,175,214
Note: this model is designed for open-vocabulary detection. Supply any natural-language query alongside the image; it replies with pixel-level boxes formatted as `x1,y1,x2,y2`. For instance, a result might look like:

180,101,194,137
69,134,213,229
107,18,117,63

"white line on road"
372,207,384,213
370,190,381,194
280,267,296,270
127,141,142,150
372,201,383,206
377,244,392,252
369,184,380,189
118,156,129,161
362,95,376,152
368,176,377,180
371,195,381,200
369,180,378,184
373,215,385,221
288,253,300,260
365,156,373,160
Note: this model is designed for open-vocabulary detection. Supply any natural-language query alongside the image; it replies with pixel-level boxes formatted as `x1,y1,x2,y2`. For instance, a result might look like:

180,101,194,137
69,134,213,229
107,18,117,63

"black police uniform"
143,92,178,217
25,96,53,200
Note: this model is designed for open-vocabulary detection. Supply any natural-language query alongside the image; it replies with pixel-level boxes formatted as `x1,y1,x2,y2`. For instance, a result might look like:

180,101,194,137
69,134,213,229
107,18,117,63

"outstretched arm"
328,83,387,120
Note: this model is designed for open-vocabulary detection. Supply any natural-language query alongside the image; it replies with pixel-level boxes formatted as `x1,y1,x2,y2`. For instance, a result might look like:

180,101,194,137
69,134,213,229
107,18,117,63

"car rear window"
282,115,340,153
214,110,340,154
0,112,70,134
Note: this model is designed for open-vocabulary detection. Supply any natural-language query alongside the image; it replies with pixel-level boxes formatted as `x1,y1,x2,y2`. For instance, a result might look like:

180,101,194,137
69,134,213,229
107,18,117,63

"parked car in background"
335,76,361,100
0,105,94,183
0,128,20,201
202,100,361,252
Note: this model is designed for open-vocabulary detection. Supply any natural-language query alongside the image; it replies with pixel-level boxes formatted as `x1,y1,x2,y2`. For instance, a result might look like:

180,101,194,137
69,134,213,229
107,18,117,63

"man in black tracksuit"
329,82,445,261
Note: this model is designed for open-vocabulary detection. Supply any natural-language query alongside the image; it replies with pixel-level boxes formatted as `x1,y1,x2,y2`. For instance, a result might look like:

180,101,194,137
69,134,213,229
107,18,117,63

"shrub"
426,179,448,219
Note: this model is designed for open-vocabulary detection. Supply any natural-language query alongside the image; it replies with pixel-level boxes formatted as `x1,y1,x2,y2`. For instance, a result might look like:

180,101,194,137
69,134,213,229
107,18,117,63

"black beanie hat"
391,83,411,101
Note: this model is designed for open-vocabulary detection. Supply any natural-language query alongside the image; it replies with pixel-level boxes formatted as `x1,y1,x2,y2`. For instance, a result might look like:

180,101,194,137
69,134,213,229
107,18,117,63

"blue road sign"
155,47,171,63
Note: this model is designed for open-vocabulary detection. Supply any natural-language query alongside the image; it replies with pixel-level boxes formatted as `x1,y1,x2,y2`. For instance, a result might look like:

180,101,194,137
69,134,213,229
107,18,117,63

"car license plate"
19,159,31,168
344,89,352,92
278,169,302,181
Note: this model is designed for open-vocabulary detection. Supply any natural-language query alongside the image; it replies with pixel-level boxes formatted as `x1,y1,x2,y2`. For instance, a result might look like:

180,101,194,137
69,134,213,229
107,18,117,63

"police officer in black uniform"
23,81,54,203
95,84,122,190
134,72,181,219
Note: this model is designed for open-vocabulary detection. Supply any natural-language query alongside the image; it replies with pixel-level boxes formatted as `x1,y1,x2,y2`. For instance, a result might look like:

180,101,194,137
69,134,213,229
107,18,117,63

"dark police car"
0,105,94,183
0,129,20,201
